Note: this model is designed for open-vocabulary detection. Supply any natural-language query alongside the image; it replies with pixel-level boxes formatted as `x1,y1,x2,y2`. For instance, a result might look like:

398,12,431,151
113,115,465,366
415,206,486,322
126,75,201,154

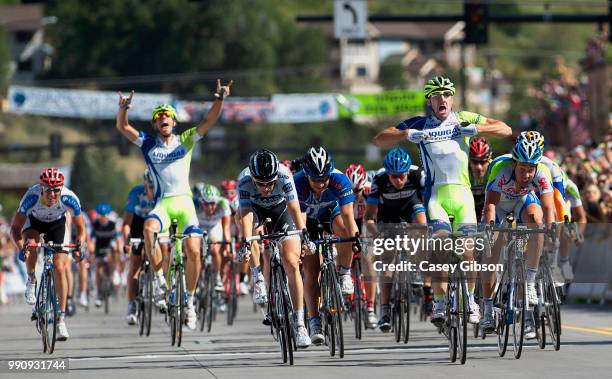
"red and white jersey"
353,182,371,220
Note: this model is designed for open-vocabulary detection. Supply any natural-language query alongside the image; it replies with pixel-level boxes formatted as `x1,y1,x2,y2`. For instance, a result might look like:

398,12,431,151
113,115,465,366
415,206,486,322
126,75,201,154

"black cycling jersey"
367,167,425,223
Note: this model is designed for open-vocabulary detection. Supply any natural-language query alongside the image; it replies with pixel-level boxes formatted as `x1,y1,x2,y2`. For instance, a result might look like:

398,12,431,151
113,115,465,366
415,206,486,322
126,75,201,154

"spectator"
583,184,607,223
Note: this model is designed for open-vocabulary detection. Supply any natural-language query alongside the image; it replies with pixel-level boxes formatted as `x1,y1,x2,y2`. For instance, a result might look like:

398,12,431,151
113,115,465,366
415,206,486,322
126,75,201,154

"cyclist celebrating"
237,149,311,348
469,137,493,218
482,139,555,337
193,183,232,292
294,146,360,345
372,76,512,326
345,163,379,328
91,202,119,308
365,148,427,332
116,79,231,331
122,169,157,325
11,168,86,341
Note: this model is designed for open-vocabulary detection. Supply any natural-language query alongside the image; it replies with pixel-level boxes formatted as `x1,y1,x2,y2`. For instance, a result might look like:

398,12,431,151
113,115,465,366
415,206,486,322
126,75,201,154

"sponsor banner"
336,89,424,118
268,94,337,123
221,99,273,124
7,85,173,121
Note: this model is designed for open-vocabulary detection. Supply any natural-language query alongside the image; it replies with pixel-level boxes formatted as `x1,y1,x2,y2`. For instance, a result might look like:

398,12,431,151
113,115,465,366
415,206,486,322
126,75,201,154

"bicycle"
488,217,553,359
129,237,154,337
345,249,367,340
28,241,79,354
534,222,562,351
223,238,239,326
96,247,113,315
197,236,226,333
246,227,303,365
157,219,202,347
311,230,361,359
431,219,491,365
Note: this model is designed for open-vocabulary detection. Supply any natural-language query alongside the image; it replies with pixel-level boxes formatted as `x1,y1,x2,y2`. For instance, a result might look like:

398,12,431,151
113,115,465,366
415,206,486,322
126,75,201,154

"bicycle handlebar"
27,242,78,251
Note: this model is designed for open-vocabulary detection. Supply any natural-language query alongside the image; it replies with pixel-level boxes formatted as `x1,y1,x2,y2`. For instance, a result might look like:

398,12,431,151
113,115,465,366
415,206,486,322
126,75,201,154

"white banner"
7,85,174,121
268,94,338,123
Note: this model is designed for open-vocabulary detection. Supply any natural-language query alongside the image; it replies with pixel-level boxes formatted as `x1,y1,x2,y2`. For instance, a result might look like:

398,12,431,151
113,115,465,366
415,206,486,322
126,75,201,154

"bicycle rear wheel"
403,279,412,344
279,269,294,365
36,274,48,353
352,263,363,340
544,267,561,351
330,268,344,358
144,268,153,336
138,271,145,336
393,275,403,343
495,277,510,357
446,284,457,363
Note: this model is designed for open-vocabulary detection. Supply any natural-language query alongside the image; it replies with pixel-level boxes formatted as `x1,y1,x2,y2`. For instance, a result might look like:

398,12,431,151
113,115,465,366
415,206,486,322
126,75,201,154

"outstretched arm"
476,118,512,138
372,126,408,147
195,79,232,137
116,91,139,142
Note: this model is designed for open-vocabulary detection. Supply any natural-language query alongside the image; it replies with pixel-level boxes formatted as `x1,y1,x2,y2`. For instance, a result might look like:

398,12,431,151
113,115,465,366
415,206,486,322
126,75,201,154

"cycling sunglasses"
254,179,277,189
430,91,453,99
389,172,407,180
43,186,62,194
308,175,330,183
152,111,174,120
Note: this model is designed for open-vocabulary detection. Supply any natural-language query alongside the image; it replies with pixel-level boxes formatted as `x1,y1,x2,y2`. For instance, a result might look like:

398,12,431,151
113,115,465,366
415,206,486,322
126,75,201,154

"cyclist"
372,76,512,326
116,79,231,330
11,168,86,341
481,139,556,337
469,137,493,218
122,169,157,325
294,146,360,345
345,163,379,328
221,179,250,295
193,183,232,293
237,149,311,348
91,202,119,308
556,175,587,283
365,148,427,332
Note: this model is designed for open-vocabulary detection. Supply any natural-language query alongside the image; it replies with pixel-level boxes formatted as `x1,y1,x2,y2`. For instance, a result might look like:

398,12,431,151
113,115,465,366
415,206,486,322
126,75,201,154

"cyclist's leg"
144,199,168,274
207,223,223,288
53,252,70,313
22,219,41,281
172,197,202,295
303,217,322,320
519,193,544,289
330,206,353,274
127,246,142,304
425,186,451,308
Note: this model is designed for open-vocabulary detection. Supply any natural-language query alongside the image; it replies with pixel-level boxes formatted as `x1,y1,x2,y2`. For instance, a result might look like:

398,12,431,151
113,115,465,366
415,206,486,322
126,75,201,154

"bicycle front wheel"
176,267,185,347
456,273,468,365
544,267,561,351
329,269,345,358
352,263,363,340
46,270,58,354
512,265,526,359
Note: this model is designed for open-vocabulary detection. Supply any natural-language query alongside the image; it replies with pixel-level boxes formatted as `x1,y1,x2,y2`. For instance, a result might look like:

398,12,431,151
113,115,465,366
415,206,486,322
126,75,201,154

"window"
356,66,367,77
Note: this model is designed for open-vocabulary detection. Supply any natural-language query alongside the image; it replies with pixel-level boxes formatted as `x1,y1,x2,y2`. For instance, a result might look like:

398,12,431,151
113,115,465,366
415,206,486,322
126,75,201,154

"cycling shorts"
23,215,68,244
146,195,201,235
494,192,541,224
130,215,145,256
425,184,476,234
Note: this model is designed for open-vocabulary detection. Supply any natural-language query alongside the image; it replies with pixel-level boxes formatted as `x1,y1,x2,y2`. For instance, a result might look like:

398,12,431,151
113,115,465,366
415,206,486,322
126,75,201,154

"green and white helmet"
424,76,456,99
193,183,220,204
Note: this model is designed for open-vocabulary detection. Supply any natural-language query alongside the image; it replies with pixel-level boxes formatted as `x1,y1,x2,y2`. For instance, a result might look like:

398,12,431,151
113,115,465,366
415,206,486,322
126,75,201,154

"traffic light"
464,1,488,45
50,132,62,158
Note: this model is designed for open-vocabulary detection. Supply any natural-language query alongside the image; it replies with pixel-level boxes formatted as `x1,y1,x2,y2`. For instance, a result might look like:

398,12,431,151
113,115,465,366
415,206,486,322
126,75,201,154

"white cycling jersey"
238,165,298,212
17,184,82,222
197,198,231,231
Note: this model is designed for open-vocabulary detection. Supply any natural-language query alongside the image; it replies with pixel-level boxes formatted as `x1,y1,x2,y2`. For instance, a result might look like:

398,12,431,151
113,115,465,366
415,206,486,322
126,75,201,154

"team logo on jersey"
149,146,188,164
538,177,550,191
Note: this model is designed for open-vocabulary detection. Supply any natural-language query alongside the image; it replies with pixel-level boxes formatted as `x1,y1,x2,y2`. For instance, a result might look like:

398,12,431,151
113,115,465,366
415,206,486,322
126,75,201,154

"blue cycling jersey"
294,169,355,219
124,184,156,219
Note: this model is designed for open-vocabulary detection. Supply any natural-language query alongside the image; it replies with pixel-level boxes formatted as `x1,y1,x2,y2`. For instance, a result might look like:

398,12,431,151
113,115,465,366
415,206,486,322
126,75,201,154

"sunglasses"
430,91,453,99
153,111,174,120
43,187,61,194
203,201,217,206
308,176,330,183
389,173,407,180
254,180,277,189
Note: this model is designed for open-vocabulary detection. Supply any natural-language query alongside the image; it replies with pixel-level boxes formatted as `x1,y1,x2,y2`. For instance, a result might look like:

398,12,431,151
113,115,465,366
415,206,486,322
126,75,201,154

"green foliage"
379,55,406,90
69,146,129,212
0,27,9,92
0,191,21,220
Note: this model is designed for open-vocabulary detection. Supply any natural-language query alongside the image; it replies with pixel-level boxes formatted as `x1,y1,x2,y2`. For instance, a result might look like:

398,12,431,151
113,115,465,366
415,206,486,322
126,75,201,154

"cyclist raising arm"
115,79,231,330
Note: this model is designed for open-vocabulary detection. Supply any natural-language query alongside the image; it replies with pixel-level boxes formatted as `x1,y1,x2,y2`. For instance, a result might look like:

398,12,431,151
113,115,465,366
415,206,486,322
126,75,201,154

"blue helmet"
383,148,412,174
96,202,112,216
512,139,542,165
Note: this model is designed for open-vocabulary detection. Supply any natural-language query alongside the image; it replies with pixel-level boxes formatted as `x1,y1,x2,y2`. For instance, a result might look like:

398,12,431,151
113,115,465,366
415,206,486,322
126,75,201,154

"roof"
0,4,44,32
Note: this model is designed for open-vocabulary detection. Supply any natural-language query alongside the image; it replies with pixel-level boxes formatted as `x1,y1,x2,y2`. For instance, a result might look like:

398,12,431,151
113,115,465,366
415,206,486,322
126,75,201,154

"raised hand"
118,90,134,110
214,79,233,100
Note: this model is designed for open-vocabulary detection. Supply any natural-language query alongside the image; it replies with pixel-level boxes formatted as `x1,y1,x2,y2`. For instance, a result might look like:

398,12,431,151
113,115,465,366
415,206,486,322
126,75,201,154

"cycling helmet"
96,202,112,216
512,139,543,165
469,137,492,161
423,76,456,99
345,164,367,191
40,167,65,188
143,168,155,186
200,184,220,204
249,149,280,182
518,131,545,149
383,148,412,175
151,104,178,120
302,147,335,178
220,180,237,191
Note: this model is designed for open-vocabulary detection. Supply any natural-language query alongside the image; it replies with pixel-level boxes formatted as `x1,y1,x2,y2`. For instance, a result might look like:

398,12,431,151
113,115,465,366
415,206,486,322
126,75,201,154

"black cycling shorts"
23,215,66,244
378,194,424,223
306,207,336,240
130,215,145,256
252,201,296,235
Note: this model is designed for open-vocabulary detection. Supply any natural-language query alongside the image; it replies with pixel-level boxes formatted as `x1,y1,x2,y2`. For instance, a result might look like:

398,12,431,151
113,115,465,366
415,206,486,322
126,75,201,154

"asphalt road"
1,294,611,379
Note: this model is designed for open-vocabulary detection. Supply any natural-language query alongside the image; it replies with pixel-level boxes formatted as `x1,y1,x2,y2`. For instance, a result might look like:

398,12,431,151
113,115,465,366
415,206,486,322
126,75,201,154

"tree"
0,27,10,93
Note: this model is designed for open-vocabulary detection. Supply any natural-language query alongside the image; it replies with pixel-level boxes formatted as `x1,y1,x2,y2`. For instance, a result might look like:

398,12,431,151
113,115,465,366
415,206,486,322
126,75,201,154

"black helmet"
249,149,279,182
302,147,334,178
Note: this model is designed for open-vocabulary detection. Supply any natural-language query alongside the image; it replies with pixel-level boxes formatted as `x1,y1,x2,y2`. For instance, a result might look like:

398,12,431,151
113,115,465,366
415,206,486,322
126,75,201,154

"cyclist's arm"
287,200,306,231
340,202,359,237
571,205,587,234
73,215,87,248
195,98,224,137
483,190,500,224
539,192,555,226
221,215,232,243
116,105,139,142
372,126,407,147
474,117,512,138
365,203,378,236
10,213,27,251
121,211,133,242
240,209,255,241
